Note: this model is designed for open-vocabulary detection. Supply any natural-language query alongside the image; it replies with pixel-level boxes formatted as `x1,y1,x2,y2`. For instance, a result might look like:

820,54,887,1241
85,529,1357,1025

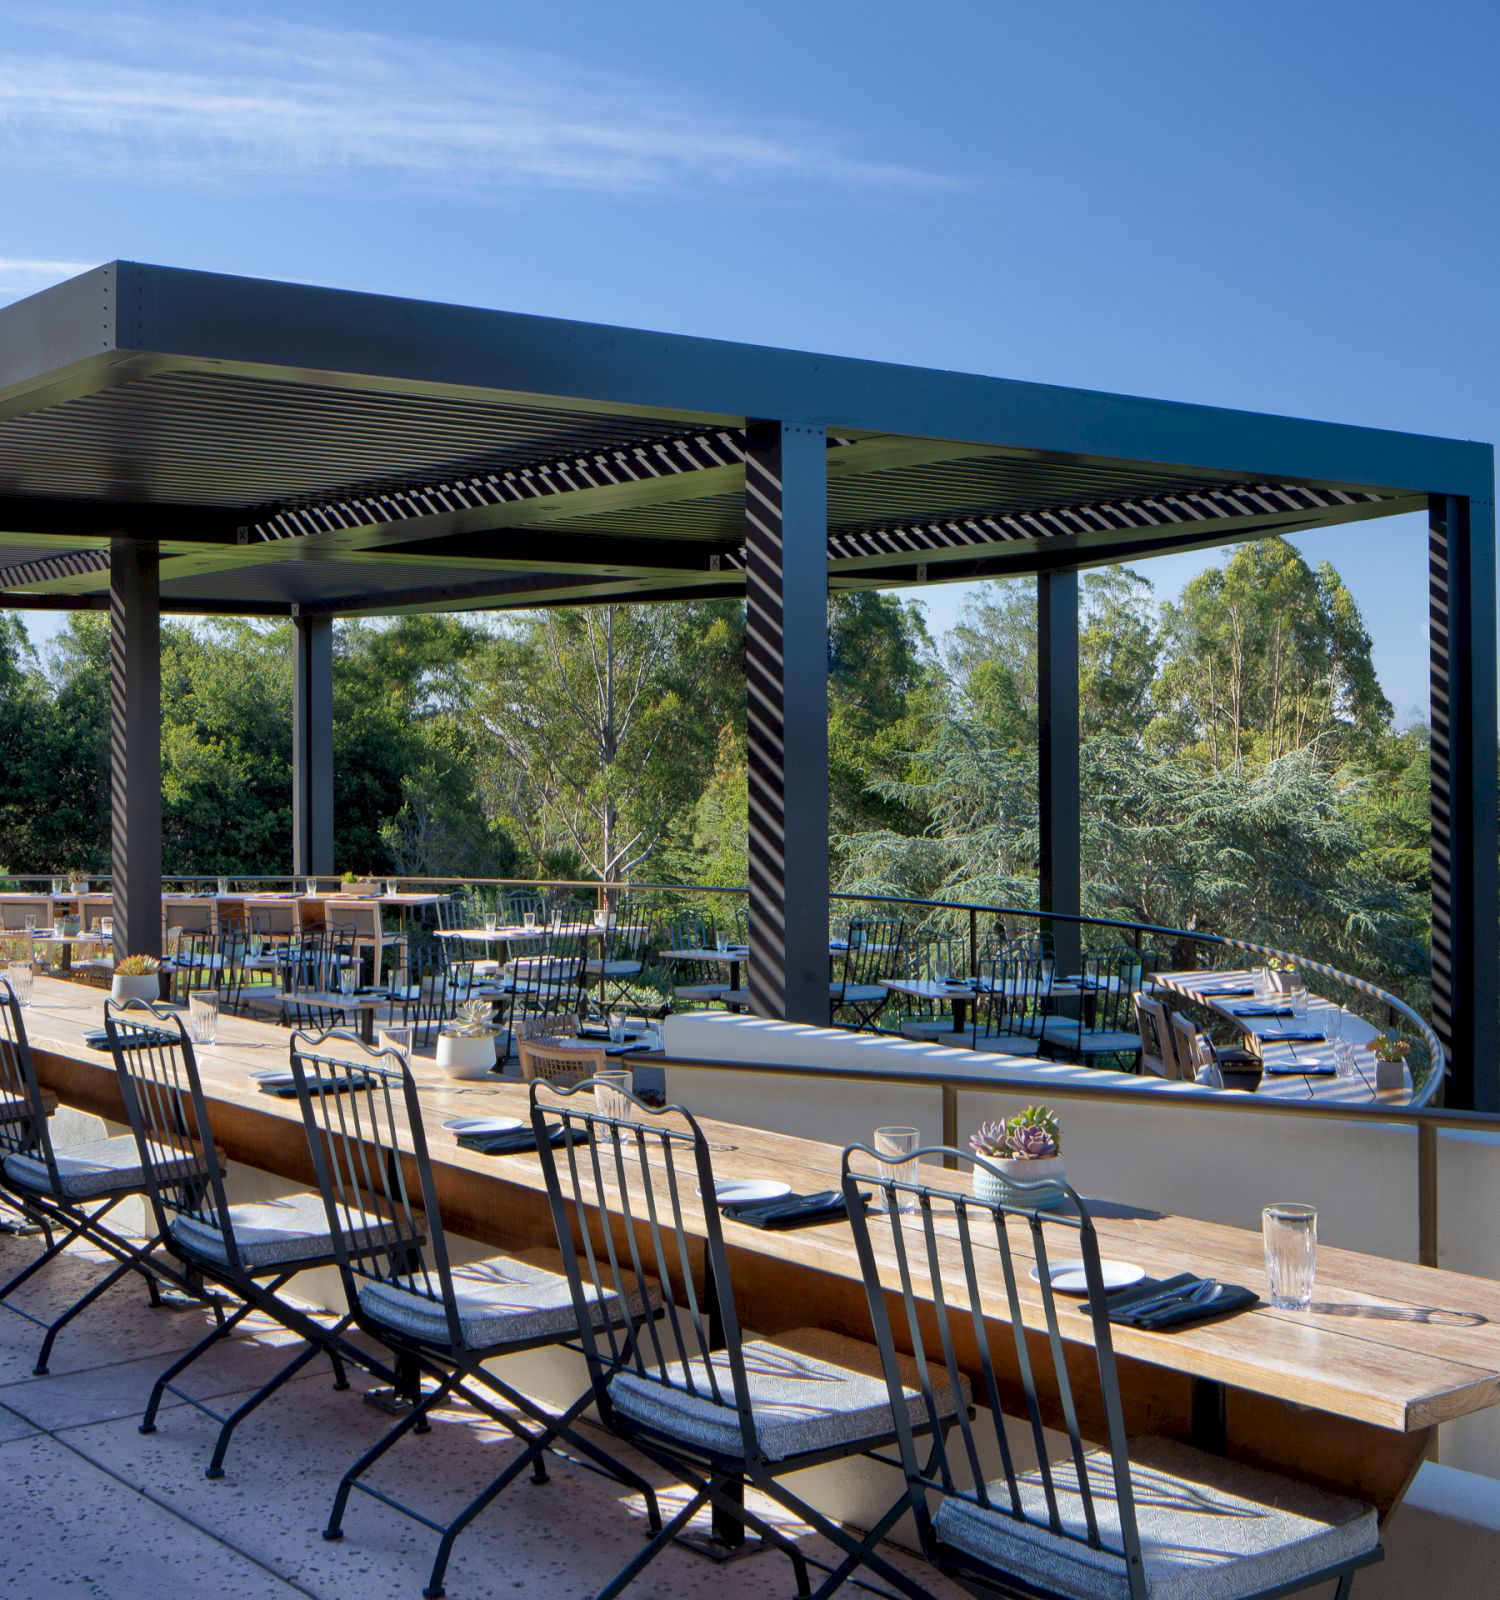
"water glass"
715,934,728,953
594,909,608,929
1253,966,1273,1000
484,913,498,935
523,911,537,931
594,1067,633,1128
1333,1039,1358,1080
1289,984,1309,1021
1323,1007,1344,1042
99,916,113,941
608,1010,628,1044
874,1125,921,1214
6,960,33,1007
1263,1203,1317,1310
217,877,230,896
379,1024,414,1060
338,965,357,996
23,914,36,936
188,989,219,1045
305,877,318,897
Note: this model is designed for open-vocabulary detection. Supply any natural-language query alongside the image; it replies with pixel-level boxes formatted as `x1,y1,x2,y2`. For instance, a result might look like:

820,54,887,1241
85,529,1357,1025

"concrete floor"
0,1226,959,1600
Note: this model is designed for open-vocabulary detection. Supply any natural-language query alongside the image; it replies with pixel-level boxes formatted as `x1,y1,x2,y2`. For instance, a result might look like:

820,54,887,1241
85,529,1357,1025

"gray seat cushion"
1040,1020,1141,1054
3,1135,156,1201
358,1247,657,1351
170,1191,340,1270
932,1436,1377,1600
970,1031,1045,1055
672,984,727,1001
830,984,887,1004
609,1326,967,1464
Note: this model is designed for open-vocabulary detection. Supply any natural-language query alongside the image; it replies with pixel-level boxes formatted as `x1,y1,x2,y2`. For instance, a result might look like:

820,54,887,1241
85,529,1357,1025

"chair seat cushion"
932,1436,1377,1600
831,984,887,1005
970,1031,1045,1056
358,1248,657,1351
3,1135,157,1201
608,1326,967,1464
585,960,645,978
170,1191,342,1270
672,984,726,1001
1040,1020,1141,1053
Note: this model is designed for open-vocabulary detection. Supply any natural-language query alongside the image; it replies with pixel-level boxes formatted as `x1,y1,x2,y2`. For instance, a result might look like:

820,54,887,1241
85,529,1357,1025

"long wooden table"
17,973,1498,1523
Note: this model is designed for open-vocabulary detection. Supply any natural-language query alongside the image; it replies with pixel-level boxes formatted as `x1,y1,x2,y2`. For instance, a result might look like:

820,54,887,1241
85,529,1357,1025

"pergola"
0,262,1494,1103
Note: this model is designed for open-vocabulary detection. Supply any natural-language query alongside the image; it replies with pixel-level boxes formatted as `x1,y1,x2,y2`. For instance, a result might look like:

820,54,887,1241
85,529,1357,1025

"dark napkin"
84,1027,175,1052
578,1024,646,1043
720,1189,869,1230
1261,1057,1337,1076
458,1125,589,1156
258,1075,368,1098
1232,1004,1293,1017
1256,1029,1325,1043
1094,1272,1259,1331
1198,986,1255,998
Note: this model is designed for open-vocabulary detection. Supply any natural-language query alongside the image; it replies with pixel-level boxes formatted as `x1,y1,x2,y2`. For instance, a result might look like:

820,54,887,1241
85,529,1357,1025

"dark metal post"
292,612,335,877
744,421,830,1024
1429,493,1499,1110
1038,569,1082,976
109,538,162,963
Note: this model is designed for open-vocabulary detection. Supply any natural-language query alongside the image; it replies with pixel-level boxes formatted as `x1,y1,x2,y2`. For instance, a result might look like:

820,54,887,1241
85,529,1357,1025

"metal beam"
1038,569,1082,976
292,614,334,876
109,538,161,963
745,421,830,1025
1429,492,1499,1110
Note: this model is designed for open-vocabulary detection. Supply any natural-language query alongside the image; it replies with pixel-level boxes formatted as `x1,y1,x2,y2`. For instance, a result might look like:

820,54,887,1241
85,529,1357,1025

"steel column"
1038,569,1083,975
292,613,335,877
1429,494,1499,1110
109,538,162,963
744,421,830,1024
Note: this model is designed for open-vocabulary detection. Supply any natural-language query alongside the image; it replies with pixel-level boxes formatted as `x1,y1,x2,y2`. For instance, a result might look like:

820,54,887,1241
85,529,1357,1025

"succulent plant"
115,954,162,976
441,998,499,1038
1371,1029,1411,1063
969,1104,1060,1161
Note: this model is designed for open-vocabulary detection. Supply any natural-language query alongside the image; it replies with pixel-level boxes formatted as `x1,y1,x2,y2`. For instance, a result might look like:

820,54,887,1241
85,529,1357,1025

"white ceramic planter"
70,881,90,896
973,1154,1067,1211
436,1030,500,1079
111,973,160,1006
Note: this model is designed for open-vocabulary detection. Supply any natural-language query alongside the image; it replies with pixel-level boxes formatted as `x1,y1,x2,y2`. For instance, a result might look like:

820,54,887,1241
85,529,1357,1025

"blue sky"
2,0,1495,720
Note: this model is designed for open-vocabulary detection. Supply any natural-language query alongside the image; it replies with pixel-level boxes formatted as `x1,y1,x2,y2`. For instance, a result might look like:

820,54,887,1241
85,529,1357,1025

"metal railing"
9,870,1445,1106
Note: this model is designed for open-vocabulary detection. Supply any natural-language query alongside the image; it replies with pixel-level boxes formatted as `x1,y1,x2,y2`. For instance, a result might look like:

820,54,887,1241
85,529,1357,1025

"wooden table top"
1154,969,1414,1105
17,972,1499,1441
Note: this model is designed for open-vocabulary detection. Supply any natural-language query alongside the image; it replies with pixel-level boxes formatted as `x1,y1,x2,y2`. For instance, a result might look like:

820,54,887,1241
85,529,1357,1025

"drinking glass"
594,909,608,929
1333,1039,1358,1080
1253,966,1273,1000
484,913,498,935
338,965,357,996
379,1024,414,1060
931,955,949,984
217,877,230,896
188,989,219,1045
523,911,537,931
305,877,318,897
6,960,33,1007
1289,984,1309,1022
23,913,35,936
608,1010,628,1044
1263,1203,1317,1310
99,916,113,941
874,1126,921,1214
594,1067,633,1130
550,912,564,933
1323,1007,1344,1043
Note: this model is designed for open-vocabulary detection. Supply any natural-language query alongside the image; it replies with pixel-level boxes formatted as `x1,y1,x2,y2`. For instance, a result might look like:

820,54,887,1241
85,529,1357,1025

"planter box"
973,1154,1067,1211
436,1030,500,1080
111,973,160,1006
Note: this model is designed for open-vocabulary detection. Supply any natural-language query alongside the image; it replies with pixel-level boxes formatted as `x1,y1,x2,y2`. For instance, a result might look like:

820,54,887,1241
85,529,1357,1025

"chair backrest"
1080,949,1144,1035
0,978,56,1177
531,1079,769,1460
1134,991,1170,1076
504,888,544,923
105,999,228,1265
839,918,908,991
841,1141,1145,1598
517,1024,604,1086
508,933,587,1022
77,894,114,932
0,898,52,931
915,933,967,984
288,1029,458,1347
247,899,299,939
602,905,653,963
1169,1010,1222,1086
972,952,1049,1045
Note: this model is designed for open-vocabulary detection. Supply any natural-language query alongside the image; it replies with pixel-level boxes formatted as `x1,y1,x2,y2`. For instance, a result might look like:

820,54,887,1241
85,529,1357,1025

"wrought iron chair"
501,927,588,1034
278,928,361,1031
842,1142,1381,1599
969,952,1051,1054
584,903,654,1010
106,998,389,1478
1039,950,1146,1067
831,917,907,1030
288,1029,661,1600
0,980,191,1374
897,933,971,1041
531,1077,961,1600
662,911,730,1009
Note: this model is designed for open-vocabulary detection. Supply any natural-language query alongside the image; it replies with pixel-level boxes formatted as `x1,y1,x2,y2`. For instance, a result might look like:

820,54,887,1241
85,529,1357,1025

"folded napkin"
578,1025,645,1042
1261,1058,1337,1076
84,1027,175,1052
720,1189,869,1230
1232,1004,1293,1017
1256,1029,1325,1043
258,1075,368,1098
458,1125,589,1156
1198,986,1255,998
1094,1272,1258,1331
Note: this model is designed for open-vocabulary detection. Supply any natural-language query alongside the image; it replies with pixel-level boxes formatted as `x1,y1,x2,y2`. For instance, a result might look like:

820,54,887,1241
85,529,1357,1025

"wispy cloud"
0,9,958,199
0,257,91,297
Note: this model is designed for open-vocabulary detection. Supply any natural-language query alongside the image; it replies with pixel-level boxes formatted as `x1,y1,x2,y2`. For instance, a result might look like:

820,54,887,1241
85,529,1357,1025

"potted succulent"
1371,1029,1412,1092
112,953,163,1005
436,998,503,1079
969,1105,1067,1211
68,870,90,896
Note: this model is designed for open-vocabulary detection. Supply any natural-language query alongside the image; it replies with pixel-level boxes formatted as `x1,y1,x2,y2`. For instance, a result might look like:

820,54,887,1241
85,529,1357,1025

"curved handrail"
9,868,1443,1105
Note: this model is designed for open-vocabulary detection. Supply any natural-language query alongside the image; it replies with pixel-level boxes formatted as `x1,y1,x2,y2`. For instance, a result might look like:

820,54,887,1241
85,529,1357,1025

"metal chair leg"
763,1478,935,1600
204,1335,326,1479
595,1483,711,1600
325,1374,458,1540
139,1300,254,1433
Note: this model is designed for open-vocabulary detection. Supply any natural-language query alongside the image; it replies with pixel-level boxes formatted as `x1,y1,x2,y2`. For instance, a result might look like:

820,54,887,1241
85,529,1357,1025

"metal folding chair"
585,904,654,1011
969,952,1050,1054
531,1077,962,1600
106,998,391,1478
1039,950,1145,1066
288,1029,661,1600
662,912,729,1009
832,917,908,1030
841,1143,1381,1599
0,980,192,1374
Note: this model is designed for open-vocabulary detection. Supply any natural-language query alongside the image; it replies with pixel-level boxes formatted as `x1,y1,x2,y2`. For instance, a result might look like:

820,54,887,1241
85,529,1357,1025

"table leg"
359,1007,375,1045
953,998,969,1037
1190,1376,1227,1454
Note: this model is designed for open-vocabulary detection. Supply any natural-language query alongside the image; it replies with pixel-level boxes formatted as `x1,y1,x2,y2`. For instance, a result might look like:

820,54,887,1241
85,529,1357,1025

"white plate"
442,1115,524,1136
698,1178,792,1205
248,1068,295,1087
1029,1259,1145,1296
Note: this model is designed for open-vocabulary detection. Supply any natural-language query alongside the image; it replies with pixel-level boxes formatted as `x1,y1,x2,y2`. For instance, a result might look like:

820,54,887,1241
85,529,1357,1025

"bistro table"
17,973,1498,1524
878,971,1095,1040
1154,968,1413,1104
